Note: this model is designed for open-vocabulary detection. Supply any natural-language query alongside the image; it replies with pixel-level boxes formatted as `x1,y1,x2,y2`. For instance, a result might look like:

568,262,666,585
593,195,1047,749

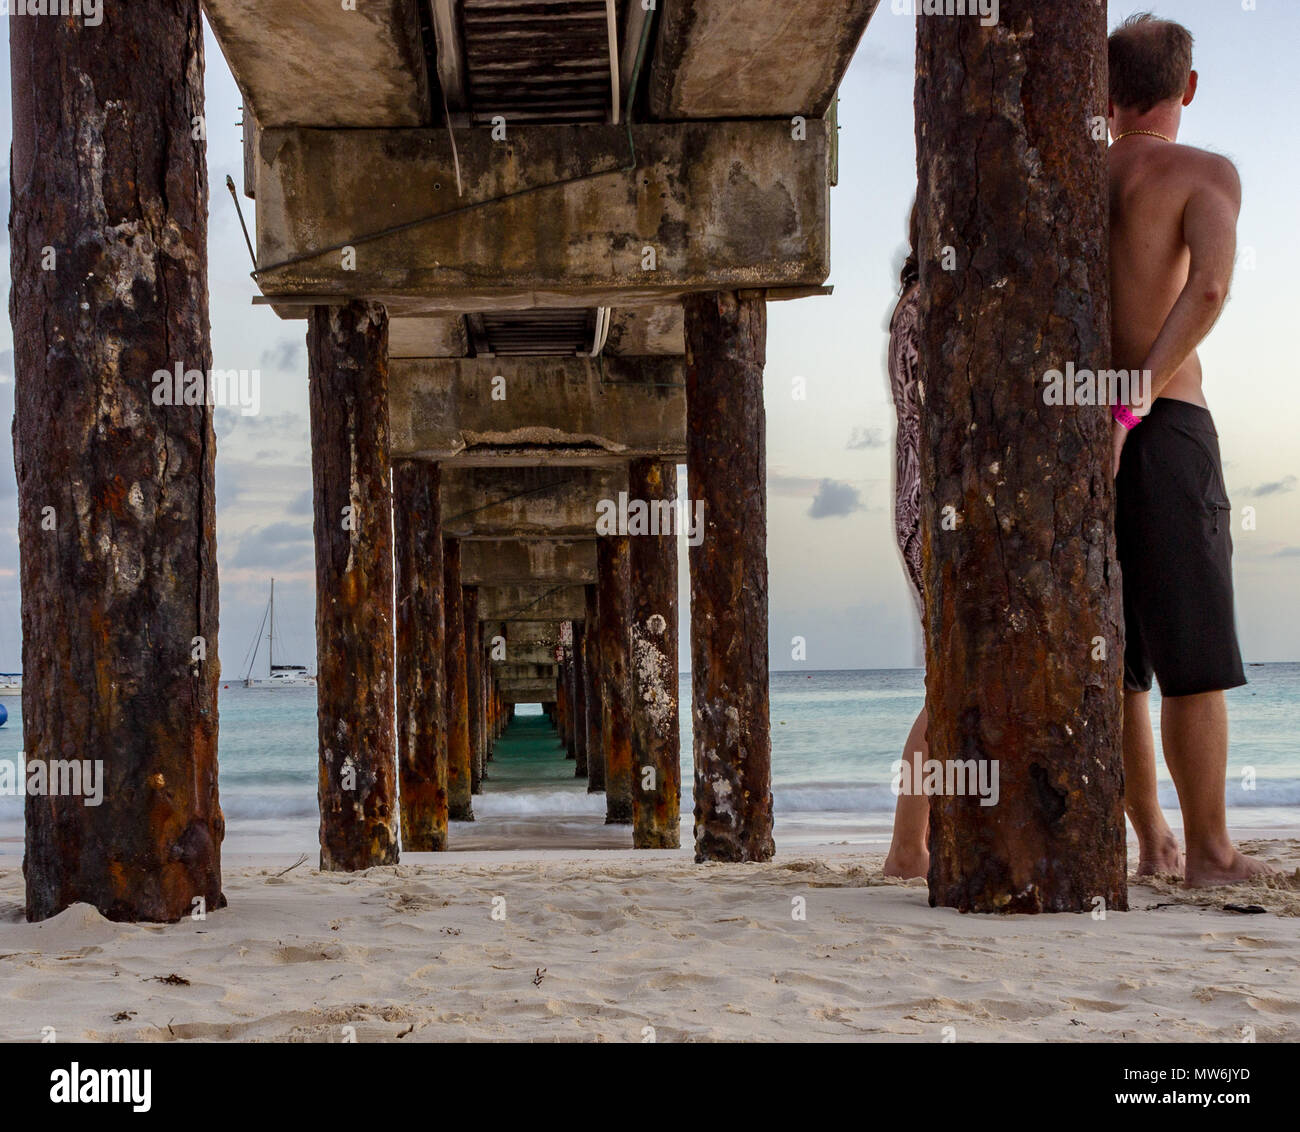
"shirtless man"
1108,14,1271,887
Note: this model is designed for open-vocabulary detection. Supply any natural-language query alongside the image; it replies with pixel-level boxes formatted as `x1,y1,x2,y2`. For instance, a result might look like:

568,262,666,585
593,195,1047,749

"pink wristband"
1111,404,1142,431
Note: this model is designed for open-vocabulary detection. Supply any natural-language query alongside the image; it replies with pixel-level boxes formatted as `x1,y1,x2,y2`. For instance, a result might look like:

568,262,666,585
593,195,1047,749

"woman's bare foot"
1136,832,1185,878
1185,848,1276,888
883,846,928,880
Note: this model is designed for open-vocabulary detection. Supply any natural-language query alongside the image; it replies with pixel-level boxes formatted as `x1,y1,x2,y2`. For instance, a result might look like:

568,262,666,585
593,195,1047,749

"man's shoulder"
1169,144,1241,194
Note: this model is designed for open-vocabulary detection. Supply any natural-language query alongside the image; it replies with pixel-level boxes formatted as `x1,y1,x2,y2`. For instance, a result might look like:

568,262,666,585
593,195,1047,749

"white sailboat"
243,579,316,688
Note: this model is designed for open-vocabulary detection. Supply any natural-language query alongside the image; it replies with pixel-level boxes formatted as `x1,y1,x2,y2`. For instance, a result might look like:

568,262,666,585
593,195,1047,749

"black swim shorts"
1115,398,1247,697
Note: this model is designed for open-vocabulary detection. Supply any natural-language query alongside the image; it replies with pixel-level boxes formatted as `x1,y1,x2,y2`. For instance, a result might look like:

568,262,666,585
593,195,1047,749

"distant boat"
0,673,21,697
243,579,316,688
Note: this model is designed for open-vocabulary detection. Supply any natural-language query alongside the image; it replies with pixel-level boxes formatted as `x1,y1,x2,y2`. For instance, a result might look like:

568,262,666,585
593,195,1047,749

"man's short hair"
1109,13,1195,114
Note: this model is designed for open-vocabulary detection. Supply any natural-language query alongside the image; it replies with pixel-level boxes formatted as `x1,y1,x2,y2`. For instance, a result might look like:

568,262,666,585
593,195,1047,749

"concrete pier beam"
496,643,559,666
393,460,449,851
648,0,879,118
442,467,627,541
492,663,559,682
500,679,563,702
250,122,831,311
309,301,400,871
443,539,474,822
390,356,685,466
203,0,430,131
683,291,774,862
478,585,587,623
461,540,596,587
597,537,634,825
628,460,682,849
12,2,224,921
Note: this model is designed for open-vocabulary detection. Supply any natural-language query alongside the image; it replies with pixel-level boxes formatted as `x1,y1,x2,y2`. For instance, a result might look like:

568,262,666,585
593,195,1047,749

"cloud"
1274,546,1300,557
260,339,305,373
1248,475,1297,498
808,479,864,519
227,521,314,571
847,426,886,450
767,474,821,497
287,489,314,516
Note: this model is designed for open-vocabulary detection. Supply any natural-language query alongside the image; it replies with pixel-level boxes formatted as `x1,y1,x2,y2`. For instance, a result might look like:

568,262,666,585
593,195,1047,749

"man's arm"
1137,154,1241,409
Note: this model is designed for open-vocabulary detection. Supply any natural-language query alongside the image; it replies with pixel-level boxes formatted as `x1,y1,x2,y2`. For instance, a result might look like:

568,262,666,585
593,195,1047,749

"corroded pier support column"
562,622,577,759
464,586,484,795
444,540,474,821
683,291,774,862
309,302,399,871
597,536,634,824
573,622,589,778
12,3,224,921
585,584,605,793
629,460,682,849
393,460,448,851
556,652,570,753
483,634,491,774
916,2,1125,913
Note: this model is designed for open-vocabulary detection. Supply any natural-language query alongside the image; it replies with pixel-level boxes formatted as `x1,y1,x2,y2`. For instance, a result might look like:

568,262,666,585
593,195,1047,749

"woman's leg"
883,705,929,878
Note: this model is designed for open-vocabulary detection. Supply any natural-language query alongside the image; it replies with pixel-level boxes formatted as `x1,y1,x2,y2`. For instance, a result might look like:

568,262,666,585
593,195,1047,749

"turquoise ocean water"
1,666,1297,854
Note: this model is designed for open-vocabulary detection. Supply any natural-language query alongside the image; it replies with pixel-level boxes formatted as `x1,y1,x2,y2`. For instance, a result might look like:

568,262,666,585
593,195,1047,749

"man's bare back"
1108,136,1241,413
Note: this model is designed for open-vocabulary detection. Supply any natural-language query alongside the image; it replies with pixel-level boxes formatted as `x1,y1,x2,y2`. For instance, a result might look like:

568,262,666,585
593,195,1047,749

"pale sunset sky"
0,1,1294,673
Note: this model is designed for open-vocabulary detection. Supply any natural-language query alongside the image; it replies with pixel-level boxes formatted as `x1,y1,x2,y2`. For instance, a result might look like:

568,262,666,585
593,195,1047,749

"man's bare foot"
1185,849,1276,888
883,848,928,880
1136,832,1185,878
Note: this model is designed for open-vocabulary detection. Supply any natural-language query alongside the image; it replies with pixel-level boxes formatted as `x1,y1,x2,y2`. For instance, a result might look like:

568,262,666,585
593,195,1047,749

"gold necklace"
1113,129,1174,143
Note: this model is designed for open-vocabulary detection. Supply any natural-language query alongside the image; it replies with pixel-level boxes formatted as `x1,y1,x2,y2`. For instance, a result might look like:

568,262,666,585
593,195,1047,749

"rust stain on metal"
629,459,681,849
13,2,224,921
683,291,774,862
573,621,589,778
393,460,448,851
444,539,475,822
583,582,606,794
310,301,399,872
916,2,1126,913
464,586,485,796
597,537,634,824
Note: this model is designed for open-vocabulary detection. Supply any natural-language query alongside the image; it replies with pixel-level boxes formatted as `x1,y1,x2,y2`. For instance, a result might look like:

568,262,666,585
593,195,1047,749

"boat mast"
267,577,275,676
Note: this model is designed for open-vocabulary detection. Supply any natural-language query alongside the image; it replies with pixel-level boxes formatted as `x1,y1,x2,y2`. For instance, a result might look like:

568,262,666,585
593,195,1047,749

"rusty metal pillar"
584,583,605,793
464,586,484,795
444,540,474,821
12,3,224,921
916,2,1125,913
393,460,449,851
480,630,491,778
683,291,774,862
597,536,633,824
573,621,589,778
308,302,399,871
562,622,577,759
629,459,682,849
555,655,569,751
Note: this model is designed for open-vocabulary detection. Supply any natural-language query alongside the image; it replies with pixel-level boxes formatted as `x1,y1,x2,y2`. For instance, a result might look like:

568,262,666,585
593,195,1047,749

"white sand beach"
2,838,1297,1043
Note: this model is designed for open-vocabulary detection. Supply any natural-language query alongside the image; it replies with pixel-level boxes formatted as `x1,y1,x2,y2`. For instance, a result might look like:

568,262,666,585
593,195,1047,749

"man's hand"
1112,418,1129,479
